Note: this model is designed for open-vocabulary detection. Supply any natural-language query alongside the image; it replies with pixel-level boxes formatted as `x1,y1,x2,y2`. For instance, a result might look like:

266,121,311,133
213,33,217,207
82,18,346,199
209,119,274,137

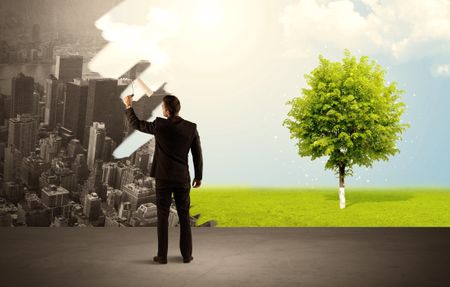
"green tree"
283,50,409,209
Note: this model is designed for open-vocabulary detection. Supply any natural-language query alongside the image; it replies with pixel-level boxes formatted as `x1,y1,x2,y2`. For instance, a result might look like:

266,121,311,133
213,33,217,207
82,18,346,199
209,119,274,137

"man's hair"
162,94,181,116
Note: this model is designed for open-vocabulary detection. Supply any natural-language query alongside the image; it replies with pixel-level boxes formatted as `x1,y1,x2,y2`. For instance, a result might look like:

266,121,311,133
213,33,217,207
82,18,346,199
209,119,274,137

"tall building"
84,78,124,147
118,201,132,222
83,159,106,203
63,79,88,142
37,97,46,123
17,193,51,226
102,136,116,163
87,122,106,170
3,145,22,182
106,186,122,211
0,93,6,126
122,182,155,211
0,125,7,144
132,145,151,174
44,75,64,129
58,126,75,146
39,133,62,163
41,185,70,208
84,192,101,221
55,55,83,82
32,91,40,116
72,154,89,182
102,162,117,188
21,151,49,191
114,162,127,190
8,114,38,157
10,73,34,117
67,139,84,158
59,168,77,195
3,96,11,119
101,161,128,190
41,184,71,219
119,165,143,190
118,78,132,140
39,170,59,192
3,182,23,204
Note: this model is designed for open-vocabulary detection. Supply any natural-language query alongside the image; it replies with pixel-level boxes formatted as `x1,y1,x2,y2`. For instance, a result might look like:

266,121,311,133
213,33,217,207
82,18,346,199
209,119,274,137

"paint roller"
130,78,154,98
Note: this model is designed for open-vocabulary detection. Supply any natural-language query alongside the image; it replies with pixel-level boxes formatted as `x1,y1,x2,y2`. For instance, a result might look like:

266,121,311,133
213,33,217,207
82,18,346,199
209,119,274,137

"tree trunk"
338,165,346,209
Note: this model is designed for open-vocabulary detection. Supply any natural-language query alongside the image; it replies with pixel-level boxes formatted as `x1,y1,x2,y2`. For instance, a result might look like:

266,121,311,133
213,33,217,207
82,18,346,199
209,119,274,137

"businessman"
123,93,203,264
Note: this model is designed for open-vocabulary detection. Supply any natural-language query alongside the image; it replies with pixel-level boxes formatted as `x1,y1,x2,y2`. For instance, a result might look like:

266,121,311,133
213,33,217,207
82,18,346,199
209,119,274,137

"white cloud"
280,0,450,61
280,0,369,59
431,64,450,77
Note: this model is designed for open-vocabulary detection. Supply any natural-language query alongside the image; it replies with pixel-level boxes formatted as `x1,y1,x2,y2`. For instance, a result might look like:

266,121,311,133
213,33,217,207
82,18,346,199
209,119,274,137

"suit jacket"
125,107,203,188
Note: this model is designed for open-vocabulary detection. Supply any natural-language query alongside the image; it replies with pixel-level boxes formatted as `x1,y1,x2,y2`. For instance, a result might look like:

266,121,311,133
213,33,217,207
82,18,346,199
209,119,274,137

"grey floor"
1,228,450,287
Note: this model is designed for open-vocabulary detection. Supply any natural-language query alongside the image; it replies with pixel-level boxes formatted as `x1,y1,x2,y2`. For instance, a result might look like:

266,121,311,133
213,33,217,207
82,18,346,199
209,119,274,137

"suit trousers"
155,186,192,259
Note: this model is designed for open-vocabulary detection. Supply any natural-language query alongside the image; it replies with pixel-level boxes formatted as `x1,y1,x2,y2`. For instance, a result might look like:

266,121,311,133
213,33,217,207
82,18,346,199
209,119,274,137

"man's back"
124,108,203,187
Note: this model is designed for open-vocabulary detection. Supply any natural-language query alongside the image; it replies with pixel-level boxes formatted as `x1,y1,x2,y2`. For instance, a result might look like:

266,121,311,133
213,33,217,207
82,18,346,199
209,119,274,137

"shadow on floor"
324,191,414,208
128,255,185,265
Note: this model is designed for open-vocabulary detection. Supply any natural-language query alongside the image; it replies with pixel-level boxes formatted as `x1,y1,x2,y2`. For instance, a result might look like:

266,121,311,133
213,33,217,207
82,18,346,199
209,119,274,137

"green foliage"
283,49,409,177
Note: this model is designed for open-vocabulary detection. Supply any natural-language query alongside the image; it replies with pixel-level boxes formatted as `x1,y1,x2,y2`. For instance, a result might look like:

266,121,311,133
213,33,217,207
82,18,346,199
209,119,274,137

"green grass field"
190,187,450,227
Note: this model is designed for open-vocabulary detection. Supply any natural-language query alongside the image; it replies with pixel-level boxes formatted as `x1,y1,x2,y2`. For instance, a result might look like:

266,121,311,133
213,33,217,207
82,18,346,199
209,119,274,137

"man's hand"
192,179,201,188
122,95,133,109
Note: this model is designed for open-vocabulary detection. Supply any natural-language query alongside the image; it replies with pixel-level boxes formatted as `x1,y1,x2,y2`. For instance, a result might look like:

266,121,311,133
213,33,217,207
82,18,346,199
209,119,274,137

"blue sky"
92,0,450,187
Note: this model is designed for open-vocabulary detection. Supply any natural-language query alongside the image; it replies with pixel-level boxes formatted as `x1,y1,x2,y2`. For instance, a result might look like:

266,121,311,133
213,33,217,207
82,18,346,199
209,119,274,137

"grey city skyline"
0,0,215,227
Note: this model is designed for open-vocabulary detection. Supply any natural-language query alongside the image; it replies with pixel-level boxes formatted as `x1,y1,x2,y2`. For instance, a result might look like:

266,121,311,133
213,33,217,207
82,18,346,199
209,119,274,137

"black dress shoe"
153,256,167,264
183,256,193,263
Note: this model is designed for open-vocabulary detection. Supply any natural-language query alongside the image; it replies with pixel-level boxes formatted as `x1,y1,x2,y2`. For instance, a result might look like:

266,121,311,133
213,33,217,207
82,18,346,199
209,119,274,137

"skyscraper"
83,159,106,203
63,78,88,142
41,185,70,209
102,162,117,187
0,93,6,126
4,182,24,205
67,139,84,158
84,192,101,221
106,186,122,211
72,154,89,182
84,78,124,148
41,184,71,220
44,75,64,129
18,193,51,226
3,145,22,182
118,201,132,222
102,136,116,163
55,55,83,82
101,161,126,190
132,145,151,174
21,151,49,191
8,114,38,157
87,122,106,170
122,182,155,211
38,133,62,163
10,73,34,117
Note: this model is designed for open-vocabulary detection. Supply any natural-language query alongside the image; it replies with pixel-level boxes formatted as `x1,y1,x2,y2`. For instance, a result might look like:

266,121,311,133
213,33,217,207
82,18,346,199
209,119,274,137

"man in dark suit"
123,93,203,264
